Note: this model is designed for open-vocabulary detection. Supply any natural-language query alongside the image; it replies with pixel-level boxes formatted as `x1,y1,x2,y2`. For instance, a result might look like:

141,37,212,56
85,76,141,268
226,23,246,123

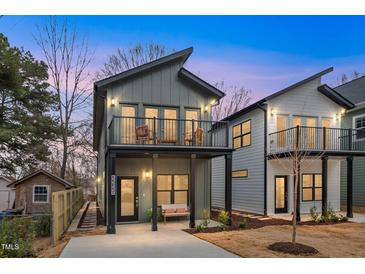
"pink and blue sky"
1,15,365,101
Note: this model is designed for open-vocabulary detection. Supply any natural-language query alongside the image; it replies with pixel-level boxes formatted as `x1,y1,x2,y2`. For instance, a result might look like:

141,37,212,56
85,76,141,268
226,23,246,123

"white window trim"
32,185,50,203
353,114,365,141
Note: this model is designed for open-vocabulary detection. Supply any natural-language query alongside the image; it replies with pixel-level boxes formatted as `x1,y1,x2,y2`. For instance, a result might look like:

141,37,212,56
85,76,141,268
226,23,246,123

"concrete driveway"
60,221,238,258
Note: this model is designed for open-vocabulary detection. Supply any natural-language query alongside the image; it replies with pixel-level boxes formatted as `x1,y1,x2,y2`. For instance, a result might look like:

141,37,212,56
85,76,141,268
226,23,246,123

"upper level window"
233,120,251,149
354,115,365,140
33,185,49,203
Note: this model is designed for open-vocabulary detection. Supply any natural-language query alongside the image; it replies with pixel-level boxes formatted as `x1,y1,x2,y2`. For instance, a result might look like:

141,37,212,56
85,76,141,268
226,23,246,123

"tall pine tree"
0,33,59,176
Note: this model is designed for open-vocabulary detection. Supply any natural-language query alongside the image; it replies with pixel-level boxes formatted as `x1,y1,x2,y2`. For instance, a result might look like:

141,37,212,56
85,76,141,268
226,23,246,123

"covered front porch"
105,146,233,234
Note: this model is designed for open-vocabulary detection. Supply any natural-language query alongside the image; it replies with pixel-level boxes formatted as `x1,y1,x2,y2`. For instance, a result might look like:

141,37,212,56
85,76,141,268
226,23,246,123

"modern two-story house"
212,67,365,220
93,48,234,234
334,76,365,211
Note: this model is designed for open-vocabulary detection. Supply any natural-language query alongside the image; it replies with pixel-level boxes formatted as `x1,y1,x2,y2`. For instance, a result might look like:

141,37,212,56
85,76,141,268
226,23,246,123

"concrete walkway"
60,221,238,258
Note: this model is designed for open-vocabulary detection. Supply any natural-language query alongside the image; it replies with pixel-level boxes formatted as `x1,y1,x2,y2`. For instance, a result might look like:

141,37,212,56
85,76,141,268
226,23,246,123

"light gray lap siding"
212,108,265,214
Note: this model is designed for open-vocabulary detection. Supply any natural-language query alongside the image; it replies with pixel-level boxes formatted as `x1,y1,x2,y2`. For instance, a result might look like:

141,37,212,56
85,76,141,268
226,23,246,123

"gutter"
256,102,268,216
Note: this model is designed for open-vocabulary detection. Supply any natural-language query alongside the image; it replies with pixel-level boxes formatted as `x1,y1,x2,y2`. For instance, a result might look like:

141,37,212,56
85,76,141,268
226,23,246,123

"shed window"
33,185,49,203
232,120,251,149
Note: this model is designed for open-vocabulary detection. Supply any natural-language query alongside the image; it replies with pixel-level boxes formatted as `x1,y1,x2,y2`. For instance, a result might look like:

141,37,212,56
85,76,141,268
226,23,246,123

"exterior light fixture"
111,97,116,107
341,109,346,115
204,105,209,112
144,170,151,179
271,108,277,116
96,177,101,183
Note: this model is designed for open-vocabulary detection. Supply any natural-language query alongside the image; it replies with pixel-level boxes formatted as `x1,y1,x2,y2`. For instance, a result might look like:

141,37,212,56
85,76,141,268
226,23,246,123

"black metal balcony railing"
108,116,229,148
269,125,365,154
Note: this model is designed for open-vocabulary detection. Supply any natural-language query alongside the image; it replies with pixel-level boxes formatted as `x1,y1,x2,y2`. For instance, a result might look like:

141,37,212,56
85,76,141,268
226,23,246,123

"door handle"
135,196,139,208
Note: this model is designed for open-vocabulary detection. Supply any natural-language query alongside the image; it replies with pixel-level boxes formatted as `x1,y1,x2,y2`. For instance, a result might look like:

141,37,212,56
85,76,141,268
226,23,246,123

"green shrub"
218,210,230,229
310,206,319,221
146,208,161,222
239,217,249,229
0,217,36,258
196,209,210,232
33,215,51,237
313,207,348,223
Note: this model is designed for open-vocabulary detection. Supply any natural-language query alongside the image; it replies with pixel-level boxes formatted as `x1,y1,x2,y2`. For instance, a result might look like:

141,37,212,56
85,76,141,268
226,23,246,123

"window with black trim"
232,170,248,178
233,119,251,149
157,174,189,205
302,174,322,201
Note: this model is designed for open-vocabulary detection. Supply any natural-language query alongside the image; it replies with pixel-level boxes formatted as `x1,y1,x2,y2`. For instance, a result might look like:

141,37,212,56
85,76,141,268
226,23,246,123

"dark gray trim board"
178,68,225,98
95,47,193,89
223,67,335,122
318,84,355,109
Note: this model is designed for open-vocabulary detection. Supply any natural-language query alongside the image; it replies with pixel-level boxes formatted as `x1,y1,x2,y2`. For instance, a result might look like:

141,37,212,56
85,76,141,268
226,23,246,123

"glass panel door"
185,110,199,145
322,118,331,149
306,117,317,149
117,177,139,222
275,176,287,213
163,109,177,143
121,105,136,144
121,179,134,216
277,116,288,148
145,107,159,144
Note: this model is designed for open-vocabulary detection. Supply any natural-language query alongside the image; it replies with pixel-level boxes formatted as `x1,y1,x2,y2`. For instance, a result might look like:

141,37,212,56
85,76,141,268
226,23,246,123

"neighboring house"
334,76,365,210
0,176,15,211
7,169,74,214
93,47,234,234
212,67,365,220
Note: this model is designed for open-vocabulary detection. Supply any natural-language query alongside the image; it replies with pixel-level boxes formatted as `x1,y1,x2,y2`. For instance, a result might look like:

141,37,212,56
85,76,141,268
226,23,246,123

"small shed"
7,169,74,214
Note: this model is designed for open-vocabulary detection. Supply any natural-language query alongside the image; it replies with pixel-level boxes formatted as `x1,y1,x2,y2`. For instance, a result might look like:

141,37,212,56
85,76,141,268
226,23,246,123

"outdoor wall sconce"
143,170,151,179
271,108,277,116
204,105,209,112
111,97,116,107
96,177,101,183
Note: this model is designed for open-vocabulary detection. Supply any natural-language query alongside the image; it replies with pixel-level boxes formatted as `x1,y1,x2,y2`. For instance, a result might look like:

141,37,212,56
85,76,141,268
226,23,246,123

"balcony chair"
184,127,203,146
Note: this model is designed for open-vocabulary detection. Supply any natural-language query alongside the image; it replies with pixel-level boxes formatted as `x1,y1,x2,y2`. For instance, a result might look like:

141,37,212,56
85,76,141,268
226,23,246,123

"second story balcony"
269,125,365,156
108,116,229,149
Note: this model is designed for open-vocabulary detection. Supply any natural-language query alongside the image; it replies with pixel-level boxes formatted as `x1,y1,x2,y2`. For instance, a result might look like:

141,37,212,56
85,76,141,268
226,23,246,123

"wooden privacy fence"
52,188,83,243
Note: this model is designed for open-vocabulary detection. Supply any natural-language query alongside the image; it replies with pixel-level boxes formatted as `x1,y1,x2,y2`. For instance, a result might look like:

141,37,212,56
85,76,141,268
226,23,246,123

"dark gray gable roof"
223,67,335,121
318,84,355,109
178,68,225,98
7,169,74,188
334,75,365,104
95,47,193,89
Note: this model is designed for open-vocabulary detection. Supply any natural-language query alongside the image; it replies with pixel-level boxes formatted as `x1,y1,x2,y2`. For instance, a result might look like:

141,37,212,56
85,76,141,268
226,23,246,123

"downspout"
257,103,268,216
96,91,108,225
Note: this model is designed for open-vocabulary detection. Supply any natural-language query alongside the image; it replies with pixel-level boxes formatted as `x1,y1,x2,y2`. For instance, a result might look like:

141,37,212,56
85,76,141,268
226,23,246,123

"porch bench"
161,204,190,223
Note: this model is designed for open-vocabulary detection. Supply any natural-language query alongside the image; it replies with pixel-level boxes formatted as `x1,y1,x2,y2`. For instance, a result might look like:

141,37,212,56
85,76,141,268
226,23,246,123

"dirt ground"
195,223,365,258
35,226,106,258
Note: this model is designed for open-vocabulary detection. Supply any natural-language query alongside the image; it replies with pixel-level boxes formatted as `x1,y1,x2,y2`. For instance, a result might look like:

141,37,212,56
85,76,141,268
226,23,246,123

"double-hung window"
354,115,365,140
157,175,189,205
33,185,49,203
302,174,322,201
233,120,251,149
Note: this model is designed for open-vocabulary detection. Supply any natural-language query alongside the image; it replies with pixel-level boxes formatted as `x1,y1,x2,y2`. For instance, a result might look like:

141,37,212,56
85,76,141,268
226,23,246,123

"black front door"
275,176,288,214
117,176,139,222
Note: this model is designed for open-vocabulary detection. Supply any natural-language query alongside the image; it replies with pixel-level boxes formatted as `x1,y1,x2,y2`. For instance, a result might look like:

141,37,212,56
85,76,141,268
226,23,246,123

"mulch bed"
267,242,319,255
183,210,348,234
